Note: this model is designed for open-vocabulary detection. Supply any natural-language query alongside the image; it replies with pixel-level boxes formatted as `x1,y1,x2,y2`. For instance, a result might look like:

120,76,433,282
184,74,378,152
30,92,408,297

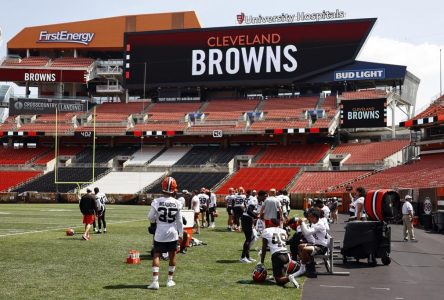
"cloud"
358,36,444,116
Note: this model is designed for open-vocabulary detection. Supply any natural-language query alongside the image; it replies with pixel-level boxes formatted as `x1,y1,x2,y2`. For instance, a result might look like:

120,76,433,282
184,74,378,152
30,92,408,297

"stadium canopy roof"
7,11,201,52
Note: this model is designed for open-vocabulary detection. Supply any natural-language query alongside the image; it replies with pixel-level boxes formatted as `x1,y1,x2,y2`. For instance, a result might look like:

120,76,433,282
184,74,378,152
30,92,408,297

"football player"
206,189,217,228
240,189,259,263
197,188,210,228
94,187,108,234
225,188,235,231
292,209,330,279
258,218,299,288
191,190,200,234
147,176,184,290
233,187,246,231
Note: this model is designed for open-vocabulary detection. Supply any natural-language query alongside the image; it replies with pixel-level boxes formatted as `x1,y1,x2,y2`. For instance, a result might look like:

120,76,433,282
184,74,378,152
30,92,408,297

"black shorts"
200,206,208,213
271,251,290,278
233,206,244,217
153,240,178,253
226,207,233,216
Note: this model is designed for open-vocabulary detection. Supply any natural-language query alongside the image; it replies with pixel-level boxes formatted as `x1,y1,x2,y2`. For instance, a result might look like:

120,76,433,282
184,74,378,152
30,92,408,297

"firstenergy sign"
38,30,94,45
124,19,375,87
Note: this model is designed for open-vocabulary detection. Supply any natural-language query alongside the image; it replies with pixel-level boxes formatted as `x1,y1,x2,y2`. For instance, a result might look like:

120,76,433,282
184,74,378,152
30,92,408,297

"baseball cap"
405,195,412,200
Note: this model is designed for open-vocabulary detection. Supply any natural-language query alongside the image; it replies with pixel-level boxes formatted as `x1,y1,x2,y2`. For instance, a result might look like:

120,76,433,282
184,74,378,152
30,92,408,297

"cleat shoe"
147,281,159,290
292,264,306,278
96,230,101,234
288,274,300,288
240,257,252,263
166,280,176,287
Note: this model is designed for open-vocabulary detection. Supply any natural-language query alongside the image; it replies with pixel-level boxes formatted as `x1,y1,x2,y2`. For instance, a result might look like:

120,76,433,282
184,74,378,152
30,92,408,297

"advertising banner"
9,97,87,115
0,68,87,83
340,98,386,128
124,18,375,88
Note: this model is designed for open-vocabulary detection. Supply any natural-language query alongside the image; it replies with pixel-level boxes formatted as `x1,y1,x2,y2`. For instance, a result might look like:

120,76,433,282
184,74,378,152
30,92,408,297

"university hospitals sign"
236,10,346,25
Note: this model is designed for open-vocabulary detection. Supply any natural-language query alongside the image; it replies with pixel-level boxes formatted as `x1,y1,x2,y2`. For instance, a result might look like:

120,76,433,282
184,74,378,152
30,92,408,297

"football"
66,228,75,236
252,264,267,283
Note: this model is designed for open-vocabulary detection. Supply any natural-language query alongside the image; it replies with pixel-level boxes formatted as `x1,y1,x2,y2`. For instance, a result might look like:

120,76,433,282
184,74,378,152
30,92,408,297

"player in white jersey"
191,190,201,234
233,187,246,231
93,187,108,233
225,188,236,231
292,208,330,279
279,190,291,220
197,188,210,227
147,177,184,290
206,190,217,228
258,219,299,288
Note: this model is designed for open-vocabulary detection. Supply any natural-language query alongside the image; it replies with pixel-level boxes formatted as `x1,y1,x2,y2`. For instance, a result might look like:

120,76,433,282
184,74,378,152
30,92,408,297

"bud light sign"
334,69,385,81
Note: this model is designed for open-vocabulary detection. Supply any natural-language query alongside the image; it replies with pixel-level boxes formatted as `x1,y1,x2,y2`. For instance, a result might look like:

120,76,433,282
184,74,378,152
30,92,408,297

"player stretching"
147,177,184,290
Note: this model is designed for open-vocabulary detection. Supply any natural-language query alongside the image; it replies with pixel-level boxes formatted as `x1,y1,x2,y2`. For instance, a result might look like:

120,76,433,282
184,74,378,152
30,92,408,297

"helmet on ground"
252,264,267,283
162,177,177,194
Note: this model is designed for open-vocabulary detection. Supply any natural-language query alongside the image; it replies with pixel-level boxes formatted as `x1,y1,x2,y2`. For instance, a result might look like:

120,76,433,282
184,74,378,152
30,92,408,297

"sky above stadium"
0,0,443,117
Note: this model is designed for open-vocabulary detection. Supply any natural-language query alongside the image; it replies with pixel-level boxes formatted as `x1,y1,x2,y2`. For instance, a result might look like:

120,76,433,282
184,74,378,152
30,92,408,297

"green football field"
0,204,304,300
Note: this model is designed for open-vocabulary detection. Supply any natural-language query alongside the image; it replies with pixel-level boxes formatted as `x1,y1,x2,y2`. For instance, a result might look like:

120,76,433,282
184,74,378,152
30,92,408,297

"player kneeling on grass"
147,176,184,290
258,218,299,288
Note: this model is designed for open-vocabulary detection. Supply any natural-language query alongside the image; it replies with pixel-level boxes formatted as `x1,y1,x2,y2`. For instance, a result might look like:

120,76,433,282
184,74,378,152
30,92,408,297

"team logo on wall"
340,98,387,128
423,197,432,215
237,13,245,24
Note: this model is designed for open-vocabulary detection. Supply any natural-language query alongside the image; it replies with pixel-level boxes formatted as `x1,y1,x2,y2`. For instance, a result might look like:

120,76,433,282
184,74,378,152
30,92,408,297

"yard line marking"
0,212,11,214
371,287,390,290
320,285,354,289
0,218,146,237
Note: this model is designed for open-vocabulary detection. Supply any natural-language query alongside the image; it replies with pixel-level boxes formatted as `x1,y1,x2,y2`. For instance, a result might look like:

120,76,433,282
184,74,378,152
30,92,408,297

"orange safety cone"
126,250,141,264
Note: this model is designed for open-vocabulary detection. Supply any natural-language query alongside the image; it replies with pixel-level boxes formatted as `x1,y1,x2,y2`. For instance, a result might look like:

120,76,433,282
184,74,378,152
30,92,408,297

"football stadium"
0,9,443,300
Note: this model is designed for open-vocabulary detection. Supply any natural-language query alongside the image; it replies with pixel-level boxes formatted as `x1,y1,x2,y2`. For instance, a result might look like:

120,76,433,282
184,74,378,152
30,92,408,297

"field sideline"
0,204,303,299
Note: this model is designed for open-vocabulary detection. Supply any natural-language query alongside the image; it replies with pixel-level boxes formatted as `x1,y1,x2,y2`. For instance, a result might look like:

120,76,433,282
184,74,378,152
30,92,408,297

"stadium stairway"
145,147,167,165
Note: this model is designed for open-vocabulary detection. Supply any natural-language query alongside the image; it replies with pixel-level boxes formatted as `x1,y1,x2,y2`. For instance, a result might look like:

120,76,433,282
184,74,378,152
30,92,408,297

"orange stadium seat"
217,167,300,194
0,171,42,192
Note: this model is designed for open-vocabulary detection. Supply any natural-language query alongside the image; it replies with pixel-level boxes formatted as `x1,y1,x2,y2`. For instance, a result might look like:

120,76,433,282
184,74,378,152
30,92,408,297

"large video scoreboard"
124,18,375,89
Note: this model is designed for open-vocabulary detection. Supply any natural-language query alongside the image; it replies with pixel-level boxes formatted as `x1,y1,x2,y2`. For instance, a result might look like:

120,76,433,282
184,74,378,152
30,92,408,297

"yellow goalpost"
54,105,96,192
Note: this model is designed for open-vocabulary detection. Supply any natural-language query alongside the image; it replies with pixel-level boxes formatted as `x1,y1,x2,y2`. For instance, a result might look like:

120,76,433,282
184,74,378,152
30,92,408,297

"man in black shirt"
79,189,98,240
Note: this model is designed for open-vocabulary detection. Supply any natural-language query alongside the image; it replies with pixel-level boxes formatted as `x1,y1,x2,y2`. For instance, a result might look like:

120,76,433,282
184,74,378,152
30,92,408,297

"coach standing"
260,188,282,228
402,195,415,241
79,189,98,241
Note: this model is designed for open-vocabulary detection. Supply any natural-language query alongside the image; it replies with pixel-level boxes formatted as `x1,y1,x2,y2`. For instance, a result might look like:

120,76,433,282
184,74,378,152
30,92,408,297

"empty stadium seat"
148,147,192,166
14,167,110,193
0,147,50,165
332,140,410,165
81,171,165,194
147,172,228,194
124,147,164,166
0,171,42,192
217,167,300,194
257,144,329,164
289,171,370,193
174,146,248,166
75,146,138,164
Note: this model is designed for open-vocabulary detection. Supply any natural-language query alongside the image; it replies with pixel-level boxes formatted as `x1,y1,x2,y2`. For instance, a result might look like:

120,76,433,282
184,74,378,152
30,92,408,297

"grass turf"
0,204,304,299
